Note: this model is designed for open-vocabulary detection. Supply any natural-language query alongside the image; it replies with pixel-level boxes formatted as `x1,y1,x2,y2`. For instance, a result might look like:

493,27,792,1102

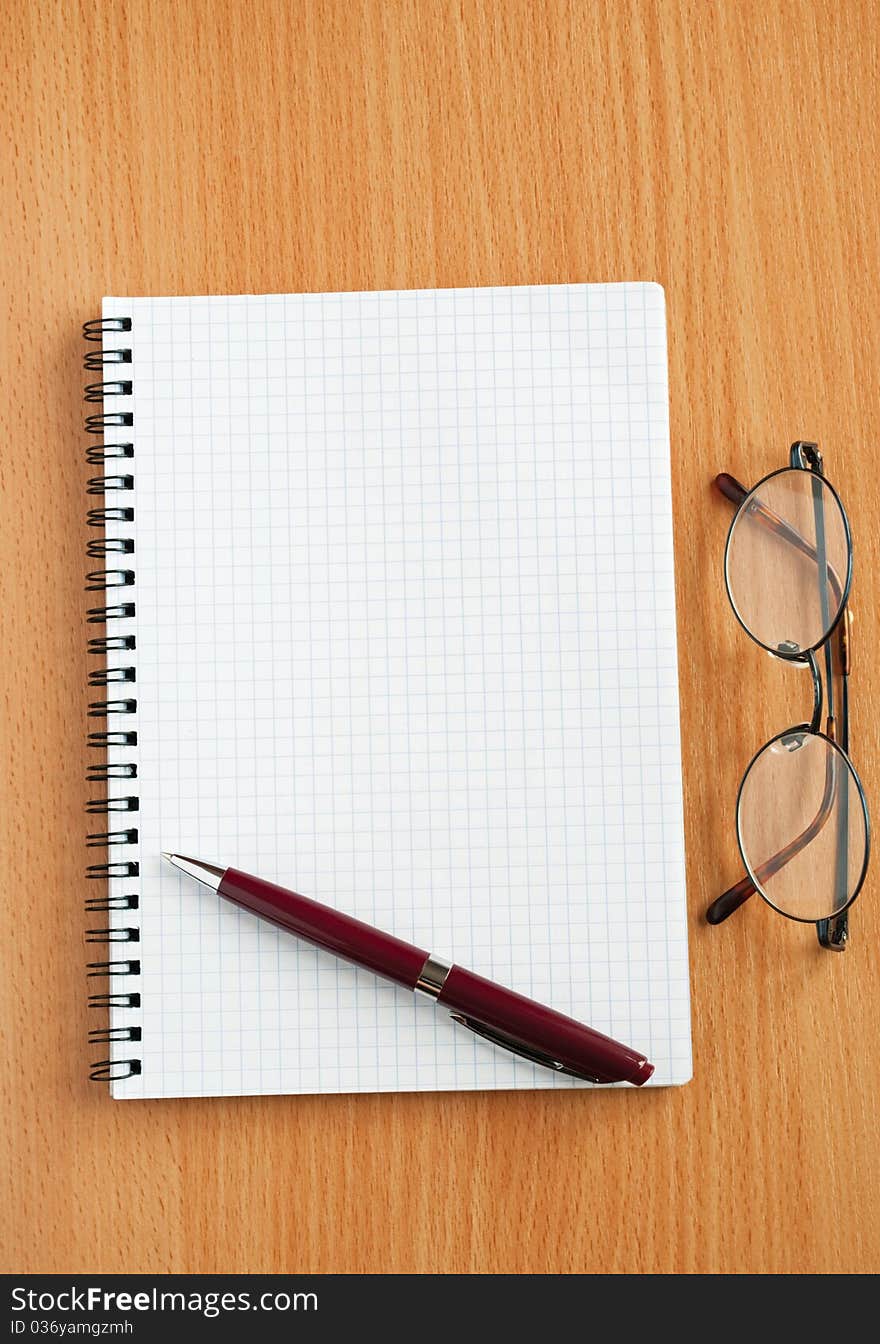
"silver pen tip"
161,852,226,891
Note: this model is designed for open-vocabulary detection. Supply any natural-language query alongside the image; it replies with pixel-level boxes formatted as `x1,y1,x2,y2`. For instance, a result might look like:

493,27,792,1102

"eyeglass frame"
706,440,870,951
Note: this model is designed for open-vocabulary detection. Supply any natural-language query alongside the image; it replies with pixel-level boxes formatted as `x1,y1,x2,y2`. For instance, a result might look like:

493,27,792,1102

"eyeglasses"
706,441,869,950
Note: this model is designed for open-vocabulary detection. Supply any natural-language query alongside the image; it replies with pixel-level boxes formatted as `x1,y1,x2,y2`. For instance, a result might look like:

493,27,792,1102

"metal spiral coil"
85,570,135,591
86,829,139,847
86,762,137,779
84,349,132,370
84,381,133,402
85,796,139,814
86,475,134,495
87,668,136,686
85,894,139,913
86,862,139,880
87,507,134,526
86,928,140,944
88,993,140,1009
83,315,140,1085
86,444,134,464
87,959,141,977
89,1060,143,1081
87,699,137,717
86,539,135,557
88,636,136,653
86,603,136,623
83,318,132,341
86,412,133,434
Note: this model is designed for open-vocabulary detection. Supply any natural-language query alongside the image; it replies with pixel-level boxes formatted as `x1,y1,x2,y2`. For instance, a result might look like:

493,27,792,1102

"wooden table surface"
3,0,879,1275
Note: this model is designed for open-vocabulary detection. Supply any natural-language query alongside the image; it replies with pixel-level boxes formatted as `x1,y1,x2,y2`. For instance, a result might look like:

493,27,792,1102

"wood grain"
2,0,879,1274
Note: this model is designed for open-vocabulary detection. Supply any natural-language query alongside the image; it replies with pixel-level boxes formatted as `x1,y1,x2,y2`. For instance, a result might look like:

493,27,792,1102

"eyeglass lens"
725,468,849,655
737,730,866,921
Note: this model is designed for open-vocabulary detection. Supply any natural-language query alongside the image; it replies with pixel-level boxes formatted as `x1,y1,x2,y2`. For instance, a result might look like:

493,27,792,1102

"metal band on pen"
414,954,452,1000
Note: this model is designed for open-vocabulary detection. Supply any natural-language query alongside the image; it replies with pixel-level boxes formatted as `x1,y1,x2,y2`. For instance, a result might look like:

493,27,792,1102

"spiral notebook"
84,282,691,1098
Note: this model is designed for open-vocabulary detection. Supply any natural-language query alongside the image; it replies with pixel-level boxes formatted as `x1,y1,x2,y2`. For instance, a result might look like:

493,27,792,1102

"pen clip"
448,1013,609,1084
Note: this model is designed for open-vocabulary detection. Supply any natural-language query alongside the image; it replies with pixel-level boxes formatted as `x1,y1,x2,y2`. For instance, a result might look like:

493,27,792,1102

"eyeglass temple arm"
814,461,851,951
715,472,749,506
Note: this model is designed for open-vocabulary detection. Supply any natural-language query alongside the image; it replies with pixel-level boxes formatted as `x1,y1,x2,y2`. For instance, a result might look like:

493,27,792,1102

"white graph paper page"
101,283,691,1098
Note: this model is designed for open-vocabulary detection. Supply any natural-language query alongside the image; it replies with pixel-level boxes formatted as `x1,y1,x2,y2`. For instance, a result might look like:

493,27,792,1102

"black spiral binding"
83,317,142,1084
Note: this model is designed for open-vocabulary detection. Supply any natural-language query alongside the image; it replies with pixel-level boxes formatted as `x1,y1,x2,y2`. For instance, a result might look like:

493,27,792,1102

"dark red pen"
163,854,655,1086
